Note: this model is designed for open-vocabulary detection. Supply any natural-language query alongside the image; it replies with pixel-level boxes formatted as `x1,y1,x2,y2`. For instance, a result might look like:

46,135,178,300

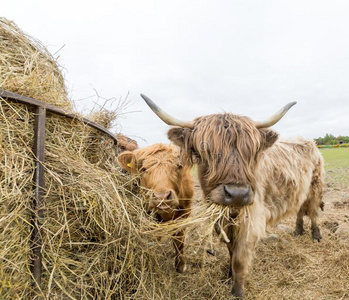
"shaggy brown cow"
118,143,194,273
141,94,325,299
116,133,138,152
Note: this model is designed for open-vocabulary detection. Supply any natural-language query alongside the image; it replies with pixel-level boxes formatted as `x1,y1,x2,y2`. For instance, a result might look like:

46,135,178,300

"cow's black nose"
154,190,172,200
223,185,251,206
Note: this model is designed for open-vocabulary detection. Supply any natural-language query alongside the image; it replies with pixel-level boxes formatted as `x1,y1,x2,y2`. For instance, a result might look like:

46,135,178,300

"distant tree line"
314,134,349,145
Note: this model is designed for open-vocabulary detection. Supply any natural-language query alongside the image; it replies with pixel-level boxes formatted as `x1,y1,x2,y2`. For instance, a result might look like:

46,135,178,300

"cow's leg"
226,228,255,299
306,194,323,242
172,229,187,273
294,203,306,236
227,244,250,299
304,162,324,242
310,214,322,242
295,199,322,242
227,243,248,299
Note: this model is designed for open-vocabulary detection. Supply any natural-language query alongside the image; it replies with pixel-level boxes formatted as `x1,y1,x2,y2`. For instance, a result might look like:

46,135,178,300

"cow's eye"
192,153,201,163
193,149,202,158
141,167,146,172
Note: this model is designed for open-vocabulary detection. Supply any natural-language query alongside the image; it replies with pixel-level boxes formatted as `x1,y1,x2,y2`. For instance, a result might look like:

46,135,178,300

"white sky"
3,0,349,147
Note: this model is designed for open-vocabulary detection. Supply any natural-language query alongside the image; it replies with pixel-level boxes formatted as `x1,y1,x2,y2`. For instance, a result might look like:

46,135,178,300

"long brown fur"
118,143,194,273
116,133,138,152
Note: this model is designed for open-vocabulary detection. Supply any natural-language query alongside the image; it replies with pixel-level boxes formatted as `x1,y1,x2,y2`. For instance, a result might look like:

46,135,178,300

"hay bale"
0,17,138,299
0,18,221,300
0,100,33,299
0,18,71,110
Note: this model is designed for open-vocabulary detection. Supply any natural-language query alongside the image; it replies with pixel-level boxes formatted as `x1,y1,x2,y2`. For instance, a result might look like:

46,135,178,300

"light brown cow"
116,133,138,153
118,143,194,273
141,94,325,299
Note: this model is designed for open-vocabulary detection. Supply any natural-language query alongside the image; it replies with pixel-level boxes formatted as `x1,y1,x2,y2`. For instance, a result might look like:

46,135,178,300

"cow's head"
118,143,186,218
116,133,139,152
141,94,296,207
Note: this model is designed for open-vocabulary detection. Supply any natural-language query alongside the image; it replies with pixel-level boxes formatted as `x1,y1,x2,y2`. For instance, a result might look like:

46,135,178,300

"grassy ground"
320,148,349,187
320,148,349,170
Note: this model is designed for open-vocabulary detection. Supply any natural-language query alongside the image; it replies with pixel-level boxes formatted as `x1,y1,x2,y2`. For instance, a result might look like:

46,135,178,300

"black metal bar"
30,106,46,296
0,89,118,146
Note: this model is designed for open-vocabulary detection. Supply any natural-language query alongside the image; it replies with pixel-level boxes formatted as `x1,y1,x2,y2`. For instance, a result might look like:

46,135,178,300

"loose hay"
1,17,349,300
0,18,71,111
0,17,220,300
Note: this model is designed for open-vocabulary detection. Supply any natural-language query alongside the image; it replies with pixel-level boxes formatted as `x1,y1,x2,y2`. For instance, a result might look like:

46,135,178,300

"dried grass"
0,19,71,111
1,17,348,300
0,17,220,300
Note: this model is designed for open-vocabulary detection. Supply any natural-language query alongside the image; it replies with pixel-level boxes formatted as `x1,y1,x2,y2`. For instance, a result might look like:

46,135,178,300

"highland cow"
118,143,194,273
116,133,138,152
141,94,324,298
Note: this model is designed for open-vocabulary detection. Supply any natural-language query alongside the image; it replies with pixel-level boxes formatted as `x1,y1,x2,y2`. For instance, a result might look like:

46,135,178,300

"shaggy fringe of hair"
188,114,262,188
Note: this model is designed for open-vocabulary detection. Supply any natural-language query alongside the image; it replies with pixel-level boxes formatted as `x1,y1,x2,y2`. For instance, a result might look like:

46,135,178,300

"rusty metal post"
30,106,46,295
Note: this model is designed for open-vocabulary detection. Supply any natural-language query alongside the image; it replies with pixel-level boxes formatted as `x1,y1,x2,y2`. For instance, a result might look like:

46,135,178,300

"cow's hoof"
176,262,187,273
231,286,244,299
231,292,245,299
311,228,322,242
294,227,305,236
232,294,245,299
206,248,216,256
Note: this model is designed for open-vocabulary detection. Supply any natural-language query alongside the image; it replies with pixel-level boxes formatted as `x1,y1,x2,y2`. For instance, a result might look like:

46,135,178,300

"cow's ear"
118,151,136,173
168,127,191,149
260,128,279,149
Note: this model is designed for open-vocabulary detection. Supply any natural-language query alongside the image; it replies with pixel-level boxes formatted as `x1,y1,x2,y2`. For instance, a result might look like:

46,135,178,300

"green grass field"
320,147,349,169
320,148,349,187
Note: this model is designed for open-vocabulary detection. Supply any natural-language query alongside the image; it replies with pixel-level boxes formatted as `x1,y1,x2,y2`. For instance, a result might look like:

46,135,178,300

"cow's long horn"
254,101,297,128
141,94,194,128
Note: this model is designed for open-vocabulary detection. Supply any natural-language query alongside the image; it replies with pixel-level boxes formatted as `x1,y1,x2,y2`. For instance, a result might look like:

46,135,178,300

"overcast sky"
3,0,349,147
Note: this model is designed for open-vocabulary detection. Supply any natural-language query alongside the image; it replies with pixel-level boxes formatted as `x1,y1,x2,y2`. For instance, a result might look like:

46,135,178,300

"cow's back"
257,138,324,225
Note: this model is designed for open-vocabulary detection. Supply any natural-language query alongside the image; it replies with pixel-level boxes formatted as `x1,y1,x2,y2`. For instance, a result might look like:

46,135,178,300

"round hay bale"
0,17,71,110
